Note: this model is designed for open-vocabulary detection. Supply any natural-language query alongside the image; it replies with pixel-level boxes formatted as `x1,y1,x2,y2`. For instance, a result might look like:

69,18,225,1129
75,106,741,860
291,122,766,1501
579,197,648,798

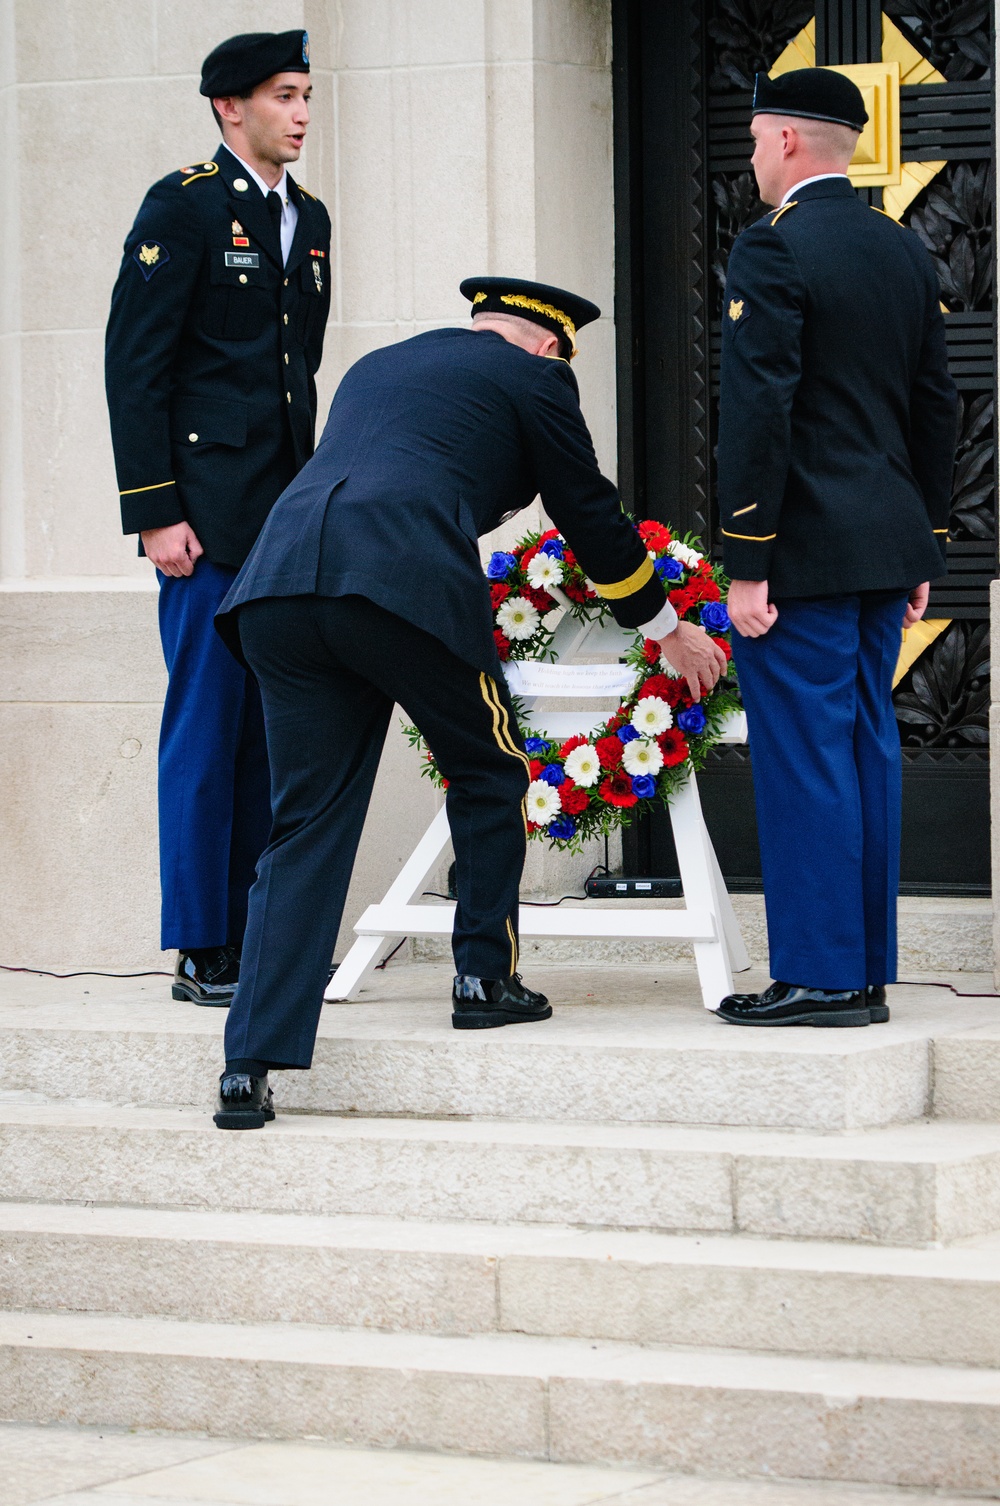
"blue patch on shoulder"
133,242,170,281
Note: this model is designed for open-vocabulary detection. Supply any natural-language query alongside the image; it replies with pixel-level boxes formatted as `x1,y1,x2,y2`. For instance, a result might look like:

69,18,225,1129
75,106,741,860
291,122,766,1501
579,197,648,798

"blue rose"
618,724,641,744
655,556,683,581
540,538,565,560
540,763,566,787
548,814,577,840
700,601,730,632
631,774,657,799
487,551,517,580
677,705,707,735
523,737,549,754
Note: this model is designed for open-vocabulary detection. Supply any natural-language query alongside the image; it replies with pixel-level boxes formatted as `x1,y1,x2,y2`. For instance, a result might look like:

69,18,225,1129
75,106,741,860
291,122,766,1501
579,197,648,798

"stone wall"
0,0,616,969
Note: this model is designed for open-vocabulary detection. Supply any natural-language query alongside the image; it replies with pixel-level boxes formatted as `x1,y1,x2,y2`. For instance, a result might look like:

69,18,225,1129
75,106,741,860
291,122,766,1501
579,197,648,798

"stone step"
3,1103,1000,1245
2,1309,998,1490
8,966,1000,1131
4,1203,1000,1367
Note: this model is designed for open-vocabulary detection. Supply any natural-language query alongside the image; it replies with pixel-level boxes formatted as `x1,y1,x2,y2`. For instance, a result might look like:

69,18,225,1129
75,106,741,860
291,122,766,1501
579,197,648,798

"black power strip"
585,876,683,899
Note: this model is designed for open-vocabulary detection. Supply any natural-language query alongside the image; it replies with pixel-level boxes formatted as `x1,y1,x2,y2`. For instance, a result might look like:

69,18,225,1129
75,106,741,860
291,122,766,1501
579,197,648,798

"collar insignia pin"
231,220,243,235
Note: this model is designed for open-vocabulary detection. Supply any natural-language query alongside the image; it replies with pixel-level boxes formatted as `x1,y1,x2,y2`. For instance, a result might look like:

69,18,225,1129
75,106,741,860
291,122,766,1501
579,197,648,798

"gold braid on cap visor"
472,291,578,357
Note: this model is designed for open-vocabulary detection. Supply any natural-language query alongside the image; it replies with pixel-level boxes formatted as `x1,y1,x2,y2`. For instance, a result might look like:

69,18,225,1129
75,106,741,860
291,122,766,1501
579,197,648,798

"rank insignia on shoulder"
133,242,170,280
728,298,744,322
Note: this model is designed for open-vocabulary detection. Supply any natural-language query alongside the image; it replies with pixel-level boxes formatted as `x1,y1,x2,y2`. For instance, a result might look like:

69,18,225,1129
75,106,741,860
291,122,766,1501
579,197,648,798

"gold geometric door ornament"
770,14,953,685
770,15,946,219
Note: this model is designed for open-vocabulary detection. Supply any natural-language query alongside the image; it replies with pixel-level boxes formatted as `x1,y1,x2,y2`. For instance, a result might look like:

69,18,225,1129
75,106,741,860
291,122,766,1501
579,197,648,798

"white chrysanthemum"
658,658,682,677
668,540,703,569
622,738,664,777
496,596,540,641
564,743,601,788
525,778,562,826
526,552,564,589
631,695,673,736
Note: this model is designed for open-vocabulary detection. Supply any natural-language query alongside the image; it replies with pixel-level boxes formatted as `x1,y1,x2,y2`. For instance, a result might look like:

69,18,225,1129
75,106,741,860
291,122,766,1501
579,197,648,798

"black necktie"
266,190,283,261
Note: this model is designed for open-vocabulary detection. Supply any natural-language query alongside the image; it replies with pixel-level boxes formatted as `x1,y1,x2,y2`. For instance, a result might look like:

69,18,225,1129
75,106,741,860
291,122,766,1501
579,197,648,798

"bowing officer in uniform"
211,277,728,1128
105,31,331,1006
715,69,957,1028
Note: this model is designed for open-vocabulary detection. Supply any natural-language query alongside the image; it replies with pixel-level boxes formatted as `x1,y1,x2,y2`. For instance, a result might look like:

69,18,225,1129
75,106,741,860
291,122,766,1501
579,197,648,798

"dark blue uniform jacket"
718,177,957,594
217,326,665,671
106,145,331,568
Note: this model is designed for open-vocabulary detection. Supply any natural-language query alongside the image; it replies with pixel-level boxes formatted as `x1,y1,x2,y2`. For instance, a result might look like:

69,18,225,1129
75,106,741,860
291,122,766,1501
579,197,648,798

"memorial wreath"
406,519,740,851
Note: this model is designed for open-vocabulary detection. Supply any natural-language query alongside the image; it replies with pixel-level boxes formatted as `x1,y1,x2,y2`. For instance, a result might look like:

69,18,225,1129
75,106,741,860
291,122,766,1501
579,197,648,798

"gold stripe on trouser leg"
506,916,518,972
481,674,531,775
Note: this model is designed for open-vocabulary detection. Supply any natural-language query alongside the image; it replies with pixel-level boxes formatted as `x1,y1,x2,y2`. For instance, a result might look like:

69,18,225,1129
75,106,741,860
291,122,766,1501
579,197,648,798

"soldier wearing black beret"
714,68,957,1029
105,31,331,1006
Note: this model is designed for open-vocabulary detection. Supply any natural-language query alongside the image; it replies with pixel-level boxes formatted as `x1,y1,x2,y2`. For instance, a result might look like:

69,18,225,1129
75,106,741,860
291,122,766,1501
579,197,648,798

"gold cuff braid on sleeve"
590,554,655,599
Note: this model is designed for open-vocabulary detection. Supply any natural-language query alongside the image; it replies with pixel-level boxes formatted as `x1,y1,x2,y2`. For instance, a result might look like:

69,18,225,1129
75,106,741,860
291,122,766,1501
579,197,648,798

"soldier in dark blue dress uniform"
714,69,957,1028
211,278,728,1128
105,31,331,1006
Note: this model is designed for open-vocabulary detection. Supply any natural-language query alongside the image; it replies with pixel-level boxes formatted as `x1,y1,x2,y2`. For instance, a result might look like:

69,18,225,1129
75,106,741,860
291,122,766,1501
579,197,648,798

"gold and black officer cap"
200,29,310,97
752,67,868,130
459,276,600,360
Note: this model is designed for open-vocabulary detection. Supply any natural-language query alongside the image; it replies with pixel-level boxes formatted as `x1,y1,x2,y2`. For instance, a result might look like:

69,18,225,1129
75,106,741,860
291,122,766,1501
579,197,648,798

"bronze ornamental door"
613,0,995,894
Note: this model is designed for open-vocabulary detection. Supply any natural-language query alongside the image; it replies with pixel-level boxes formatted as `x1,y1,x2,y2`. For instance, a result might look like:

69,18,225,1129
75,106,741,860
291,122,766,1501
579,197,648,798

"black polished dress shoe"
866,985,890,1024
213,1072,274,1130
172,946,240,1006
716,980,869,1028
452,973,552,1029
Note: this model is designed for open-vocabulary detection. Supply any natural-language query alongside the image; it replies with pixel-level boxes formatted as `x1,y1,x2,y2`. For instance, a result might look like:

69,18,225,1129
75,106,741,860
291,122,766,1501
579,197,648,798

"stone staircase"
2,962,1000,1493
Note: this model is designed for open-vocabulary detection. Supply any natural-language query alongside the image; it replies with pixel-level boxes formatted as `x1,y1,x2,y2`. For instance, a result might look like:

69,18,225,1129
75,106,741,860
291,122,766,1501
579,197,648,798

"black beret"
459,276,600,360
200,30,310,98
752,67,868,130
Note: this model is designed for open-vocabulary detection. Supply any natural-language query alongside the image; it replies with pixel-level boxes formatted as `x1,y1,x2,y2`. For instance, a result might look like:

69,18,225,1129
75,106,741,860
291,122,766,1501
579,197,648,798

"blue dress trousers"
732,592,908,990
157,560,272,952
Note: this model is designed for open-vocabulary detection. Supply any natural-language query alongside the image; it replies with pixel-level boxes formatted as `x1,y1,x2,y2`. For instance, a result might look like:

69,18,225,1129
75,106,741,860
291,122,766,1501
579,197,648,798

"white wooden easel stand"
326,597,750,1009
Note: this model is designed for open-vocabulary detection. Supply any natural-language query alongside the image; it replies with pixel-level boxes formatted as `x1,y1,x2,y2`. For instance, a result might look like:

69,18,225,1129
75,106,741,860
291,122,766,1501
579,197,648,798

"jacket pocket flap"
171,396,248,448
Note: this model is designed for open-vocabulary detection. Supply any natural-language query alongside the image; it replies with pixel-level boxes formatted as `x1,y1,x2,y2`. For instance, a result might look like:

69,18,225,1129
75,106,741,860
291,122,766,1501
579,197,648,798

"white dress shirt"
224,144,298,266
780,171,850,205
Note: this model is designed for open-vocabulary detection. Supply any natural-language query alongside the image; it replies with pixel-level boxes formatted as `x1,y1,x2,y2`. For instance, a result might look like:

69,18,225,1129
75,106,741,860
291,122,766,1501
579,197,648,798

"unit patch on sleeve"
133,242,170,281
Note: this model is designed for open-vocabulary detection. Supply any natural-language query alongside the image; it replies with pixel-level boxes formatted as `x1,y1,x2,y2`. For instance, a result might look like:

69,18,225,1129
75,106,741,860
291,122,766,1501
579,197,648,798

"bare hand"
903,581,929,629
727,579,778,639
656,620,729,703
141,521,204,578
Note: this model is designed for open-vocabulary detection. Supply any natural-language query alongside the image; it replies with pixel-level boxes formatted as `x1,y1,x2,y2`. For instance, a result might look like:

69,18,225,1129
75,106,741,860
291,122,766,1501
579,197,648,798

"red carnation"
711,635,732,661
595,734,624,770
638,519,672,550
524,585,554,613
560,783,590,815
642,638,661,664
526,820,540,834
521,545,539,568
559,735,587,758
538,528,560,545
493,629,511,661
669,587,698,616
662,678,687,707
600,771,638,808
563,580,588,603
529,758,545,780
490,582,511,609
657,728,690,767
563,547,577,567
606,714,624,733
695,559,714,577
688,576,721,604
638,674,673,700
